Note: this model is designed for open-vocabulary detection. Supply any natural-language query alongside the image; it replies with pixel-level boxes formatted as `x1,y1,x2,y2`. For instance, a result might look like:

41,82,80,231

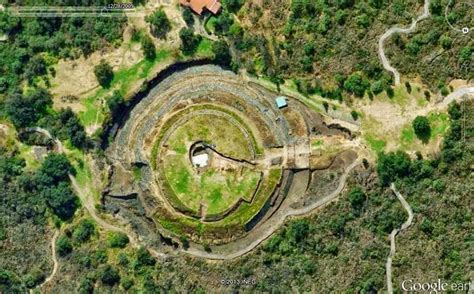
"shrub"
348,187,366,212
107,232,129,248
56,235,73,256
182,8,194,26
73,219,96,243
412,116,431,141
141,34,156,60
351,110,359,120
94,60,114,88
99,265,120,286
146,9,171,39
179,28,202,55
136,247,155,267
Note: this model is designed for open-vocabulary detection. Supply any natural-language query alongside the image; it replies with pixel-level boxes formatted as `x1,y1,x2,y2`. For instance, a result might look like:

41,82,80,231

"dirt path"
28,127,167,260
386,183,414,293
69,175,167,259
182,159,361,260
32,230,59,292
378,0,431,85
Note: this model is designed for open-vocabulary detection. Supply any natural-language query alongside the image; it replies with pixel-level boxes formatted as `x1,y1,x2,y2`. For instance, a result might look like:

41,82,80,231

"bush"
376,151,412,186
348,187,366,212
73,219,96,243
351,110,359,120
212,40,232,66
182,8,194,26
56,235,73,256
141,34,156,60
107,232,129,248
94,60,114,88
179,28,202,55
146,9,171,39
412,116,431,141
136,247,155,267
99,265,120,286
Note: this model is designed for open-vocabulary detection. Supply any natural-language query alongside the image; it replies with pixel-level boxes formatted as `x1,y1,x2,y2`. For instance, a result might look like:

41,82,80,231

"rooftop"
275,96,288,109
192,153,209,168
179,0,221,15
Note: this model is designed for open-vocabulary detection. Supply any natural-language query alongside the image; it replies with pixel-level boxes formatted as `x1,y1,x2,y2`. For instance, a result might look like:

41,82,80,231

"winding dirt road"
378,0,431,85
386,183,414,294
182,159,361,260
34,230,59,291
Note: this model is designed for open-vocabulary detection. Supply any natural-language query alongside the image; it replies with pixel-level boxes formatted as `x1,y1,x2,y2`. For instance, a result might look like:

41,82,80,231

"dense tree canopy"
412,116,431,142
179,28,202,55
94,60,114,88
146,9,171,39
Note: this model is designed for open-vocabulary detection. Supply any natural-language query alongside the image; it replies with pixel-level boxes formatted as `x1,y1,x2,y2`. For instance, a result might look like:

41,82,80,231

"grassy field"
78,49,172,128
163,154,260,215
166,114,254,160
400,112,450,149
162,114,260,215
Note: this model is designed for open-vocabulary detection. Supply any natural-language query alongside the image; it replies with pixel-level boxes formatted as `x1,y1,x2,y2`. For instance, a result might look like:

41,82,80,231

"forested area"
0,1,126,148
0,151,79,292
387,0,473,89
213,0,472,99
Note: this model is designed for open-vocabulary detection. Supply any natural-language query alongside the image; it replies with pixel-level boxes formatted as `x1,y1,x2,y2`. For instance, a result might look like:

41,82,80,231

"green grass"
401,126,415,145
400,112,450,147
428,112,449,138
365,135,387,154
196,38,214,58
79,49,172,127
150,103,264,169
205,16,218,33
112,49,172,95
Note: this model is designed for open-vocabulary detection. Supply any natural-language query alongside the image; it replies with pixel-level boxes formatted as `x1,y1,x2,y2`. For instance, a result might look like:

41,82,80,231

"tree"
182,8,194,26
146,9,171,39
448,102,461,120
56,235,73,256
376,151,412,186
136,247,155,267
223,0,244,13
107,232,129,248
179,28,202,55
348,187,366,212
99,265,120,286
43,182,78,220
94,60,114,88
73,219,96,243
344,73,369,97
141,34,156,60
412,116,431,141
212,40,232,66
288,220,309,243
5,88,52,128
38,154,74,186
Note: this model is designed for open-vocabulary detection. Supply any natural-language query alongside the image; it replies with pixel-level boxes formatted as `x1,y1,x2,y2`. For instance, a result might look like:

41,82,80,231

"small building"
275,96,288,109
191,153,209,168
179,0,221,15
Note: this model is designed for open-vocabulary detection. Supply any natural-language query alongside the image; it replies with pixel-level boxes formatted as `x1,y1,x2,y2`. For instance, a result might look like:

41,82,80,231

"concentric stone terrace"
106,65,318,244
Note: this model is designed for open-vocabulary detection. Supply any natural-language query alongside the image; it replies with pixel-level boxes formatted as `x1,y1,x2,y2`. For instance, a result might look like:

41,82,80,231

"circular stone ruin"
105,65,358,245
